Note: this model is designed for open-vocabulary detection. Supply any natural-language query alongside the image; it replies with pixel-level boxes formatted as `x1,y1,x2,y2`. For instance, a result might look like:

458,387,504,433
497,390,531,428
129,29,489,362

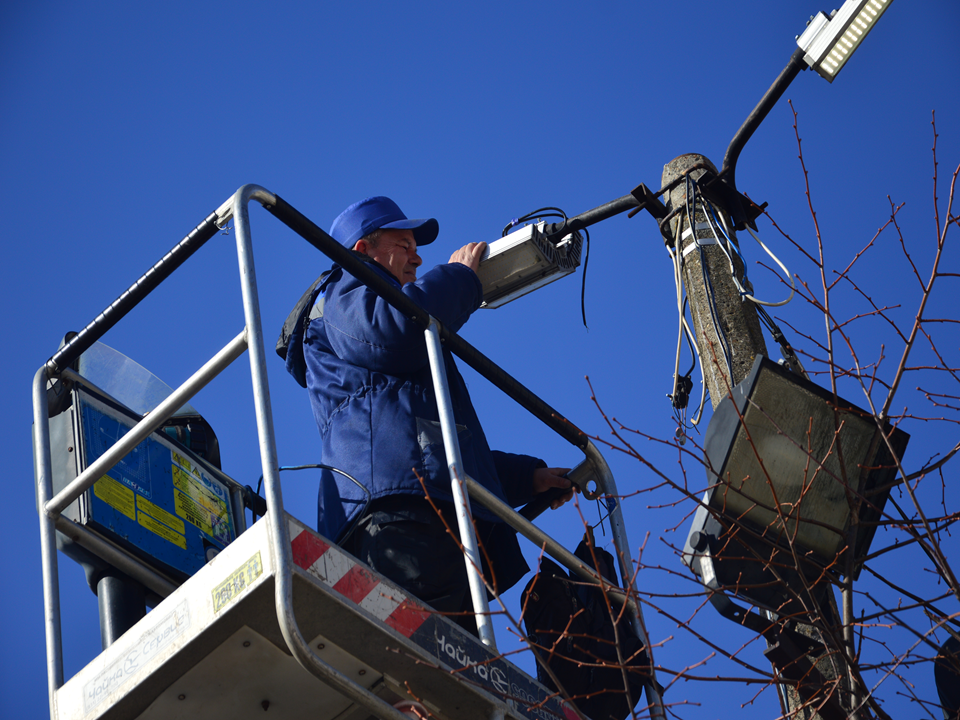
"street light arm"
532,49,808,241
539,184,669,242
721,47,807,200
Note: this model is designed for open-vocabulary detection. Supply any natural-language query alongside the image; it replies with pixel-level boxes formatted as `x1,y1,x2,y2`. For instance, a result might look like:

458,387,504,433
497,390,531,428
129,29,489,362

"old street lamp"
682,356,909,620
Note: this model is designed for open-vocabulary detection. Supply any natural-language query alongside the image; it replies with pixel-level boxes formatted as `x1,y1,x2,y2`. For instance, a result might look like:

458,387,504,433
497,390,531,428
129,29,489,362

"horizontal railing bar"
53,516,179,597
46,331,248,518
466,477,635,610
46,213,222,377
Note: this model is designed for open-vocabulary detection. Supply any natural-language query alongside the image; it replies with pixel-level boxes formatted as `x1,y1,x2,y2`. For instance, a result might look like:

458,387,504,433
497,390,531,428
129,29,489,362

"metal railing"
32,184,665,720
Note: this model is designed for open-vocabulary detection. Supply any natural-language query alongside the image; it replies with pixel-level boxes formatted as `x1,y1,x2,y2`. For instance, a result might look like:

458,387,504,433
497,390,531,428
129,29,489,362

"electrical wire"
686,176,734,381
711,198,804,374
755,304,808,378
701,198,796,308
254,464,372,544
501,207,569,237
663,174,803,431
671,221,699,382
690,178,802,376
742,224,796,307
666,212,707,430
579,227,590,328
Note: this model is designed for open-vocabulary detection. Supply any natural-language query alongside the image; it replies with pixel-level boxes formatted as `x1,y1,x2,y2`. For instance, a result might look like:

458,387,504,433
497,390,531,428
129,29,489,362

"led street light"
476,222,582,309
797,0,894,82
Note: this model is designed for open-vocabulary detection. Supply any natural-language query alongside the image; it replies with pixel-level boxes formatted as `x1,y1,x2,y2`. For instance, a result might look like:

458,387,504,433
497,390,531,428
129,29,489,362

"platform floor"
53,515,574,720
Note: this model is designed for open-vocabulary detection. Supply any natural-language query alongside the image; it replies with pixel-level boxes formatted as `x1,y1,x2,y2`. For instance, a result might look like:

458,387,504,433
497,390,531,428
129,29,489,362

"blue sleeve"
322,262,483,375
493,451,546,507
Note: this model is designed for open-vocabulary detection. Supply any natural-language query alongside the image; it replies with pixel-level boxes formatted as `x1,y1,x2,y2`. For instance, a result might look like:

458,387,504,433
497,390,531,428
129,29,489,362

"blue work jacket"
286,256,541,542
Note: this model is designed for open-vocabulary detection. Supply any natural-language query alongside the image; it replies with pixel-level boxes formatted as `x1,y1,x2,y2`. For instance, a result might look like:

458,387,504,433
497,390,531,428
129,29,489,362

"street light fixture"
678,357,908,720
476,222,583,309
682,356,909,618
719,0,897,227
797,0,895,82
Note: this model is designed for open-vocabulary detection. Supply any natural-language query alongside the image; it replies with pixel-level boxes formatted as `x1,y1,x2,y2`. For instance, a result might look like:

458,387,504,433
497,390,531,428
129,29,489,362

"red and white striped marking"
289,519,431,638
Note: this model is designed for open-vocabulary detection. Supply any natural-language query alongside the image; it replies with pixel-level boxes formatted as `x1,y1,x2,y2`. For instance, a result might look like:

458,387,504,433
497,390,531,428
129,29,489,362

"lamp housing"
797,0,895,82
476,222,582,309
683,355,908,616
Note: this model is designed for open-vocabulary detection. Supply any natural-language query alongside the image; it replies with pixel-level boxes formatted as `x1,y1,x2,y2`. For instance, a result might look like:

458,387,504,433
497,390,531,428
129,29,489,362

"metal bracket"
694,168,767,231
626,182,668,220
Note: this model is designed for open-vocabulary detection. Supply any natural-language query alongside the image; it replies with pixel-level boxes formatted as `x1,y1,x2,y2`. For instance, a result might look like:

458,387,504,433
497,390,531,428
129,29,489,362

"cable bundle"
666,176,801,436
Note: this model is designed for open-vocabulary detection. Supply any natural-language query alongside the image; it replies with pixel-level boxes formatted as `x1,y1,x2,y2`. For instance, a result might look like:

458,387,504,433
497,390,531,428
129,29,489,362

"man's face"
356,228,422,285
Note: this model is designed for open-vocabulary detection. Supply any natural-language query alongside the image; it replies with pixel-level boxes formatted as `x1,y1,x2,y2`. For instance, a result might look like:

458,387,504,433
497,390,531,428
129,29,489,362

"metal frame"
33,184,665,720
424,320,498,649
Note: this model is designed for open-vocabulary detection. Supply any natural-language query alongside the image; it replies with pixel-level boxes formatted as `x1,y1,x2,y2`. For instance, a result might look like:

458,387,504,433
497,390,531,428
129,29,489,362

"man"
281,196,572,633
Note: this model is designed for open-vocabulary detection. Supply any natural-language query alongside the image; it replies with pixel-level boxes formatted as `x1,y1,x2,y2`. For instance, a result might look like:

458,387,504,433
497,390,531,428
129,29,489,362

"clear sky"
3,1,959,718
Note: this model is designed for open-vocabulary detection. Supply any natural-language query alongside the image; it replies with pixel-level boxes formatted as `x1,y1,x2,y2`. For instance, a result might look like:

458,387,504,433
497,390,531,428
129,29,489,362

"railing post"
33,367,63,720
423,320,498,650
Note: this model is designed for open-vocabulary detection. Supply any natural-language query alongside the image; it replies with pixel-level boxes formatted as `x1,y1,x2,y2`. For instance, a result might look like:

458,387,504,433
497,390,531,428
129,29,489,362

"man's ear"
353,239,368,255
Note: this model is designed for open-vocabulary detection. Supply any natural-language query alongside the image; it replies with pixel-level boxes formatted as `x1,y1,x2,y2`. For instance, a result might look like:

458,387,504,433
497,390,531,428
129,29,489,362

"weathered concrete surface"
661,154,767,407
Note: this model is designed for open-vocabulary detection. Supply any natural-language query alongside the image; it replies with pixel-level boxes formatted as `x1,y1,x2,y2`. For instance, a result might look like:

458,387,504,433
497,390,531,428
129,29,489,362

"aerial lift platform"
32,186,665,720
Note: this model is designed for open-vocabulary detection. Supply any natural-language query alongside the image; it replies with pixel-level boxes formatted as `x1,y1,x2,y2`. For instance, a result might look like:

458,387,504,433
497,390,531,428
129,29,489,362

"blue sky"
3,1,959,718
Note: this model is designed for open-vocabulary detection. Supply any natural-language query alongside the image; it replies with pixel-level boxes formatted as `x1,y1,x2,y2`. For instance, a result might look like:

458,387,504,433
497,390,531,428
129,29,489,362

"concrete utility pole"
660,154,766,402
661,154,850,720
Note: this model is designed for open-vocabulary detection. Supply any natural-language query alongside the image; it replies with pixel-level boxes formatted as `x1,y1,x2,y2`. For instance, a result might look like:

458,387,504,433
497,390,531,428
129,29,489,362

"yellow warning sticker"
94,475,135,521
138,512,187,549
174,488,229,540
172,466,220,508
170,454,232,543
173,450,203,480
137,496,186,536
212,552,263,613
174,488,206,531
172,450,191,473
171,464,196,495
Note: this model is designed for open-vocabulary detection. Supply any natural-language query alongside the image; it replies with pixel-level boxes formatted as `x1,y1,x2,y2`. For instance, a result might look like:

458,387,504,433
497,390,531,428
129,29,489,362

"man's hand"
532,467,576,510
448,241,487,273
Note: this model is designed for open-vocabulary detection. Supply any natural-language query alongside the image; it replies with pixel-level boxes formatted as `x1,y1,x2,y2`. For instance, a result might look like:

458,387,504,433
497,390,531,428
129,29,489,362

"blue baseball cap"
329,196,439,249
